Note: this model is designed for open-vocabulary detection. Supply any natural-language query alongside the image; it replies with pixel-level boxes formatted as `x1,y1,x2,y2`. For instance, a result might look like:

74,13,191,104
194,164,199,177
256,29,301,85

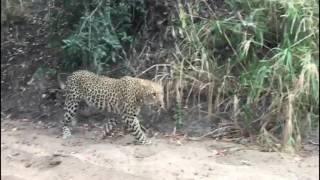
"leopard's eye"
152,93,157,97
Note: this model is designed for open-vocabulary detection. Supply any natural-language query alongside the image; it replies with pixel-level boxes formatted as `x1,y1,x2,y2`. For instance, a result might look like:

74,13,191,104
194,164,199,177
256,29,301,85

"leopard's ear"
57,73,69,90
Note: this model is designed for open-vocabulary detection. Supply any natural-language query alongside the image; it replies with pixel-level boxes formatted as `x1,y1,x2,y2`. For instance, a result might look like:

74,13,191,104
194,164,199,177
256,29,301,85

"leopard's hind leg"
62,92,80,139
101,118,117,138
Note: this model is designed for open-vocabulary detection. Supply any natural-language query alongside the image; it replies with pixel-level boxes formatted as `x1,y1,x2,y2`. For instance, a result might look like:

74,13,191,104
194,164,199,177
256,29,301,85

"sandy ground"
1,119,319,180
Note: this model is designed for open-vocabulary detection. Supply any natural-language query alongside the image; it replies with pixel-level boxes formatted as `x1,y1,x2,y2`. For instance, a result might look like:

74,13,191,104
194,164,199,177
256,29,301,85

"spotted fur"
62,70,164,144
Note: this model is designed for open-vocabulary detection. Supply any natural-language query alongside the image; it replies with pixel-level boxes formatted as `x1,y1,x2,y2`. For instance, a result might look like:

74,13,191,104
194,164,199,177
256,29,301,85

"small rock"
11,127,18,131
49,160,61,166
294,156,302,162
12,152,20,156
21,119,29,122
1,145,8,150
24,162,32,168
176,140,182,146
240,160,252,166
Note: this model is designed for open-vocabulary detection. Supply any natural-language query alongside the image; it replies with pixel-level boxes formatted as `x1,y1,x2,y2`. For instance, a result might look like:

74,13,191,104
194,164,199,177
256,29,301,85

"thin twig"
308,140,319,146
135,64,171,78
187,126,233,141
79,0,104,33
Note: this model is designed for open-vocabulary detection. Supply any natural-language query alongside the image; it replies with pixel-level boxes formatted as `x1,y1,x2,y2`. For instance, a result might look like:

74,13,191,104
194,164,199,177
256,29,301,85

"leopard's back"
65,70,126,112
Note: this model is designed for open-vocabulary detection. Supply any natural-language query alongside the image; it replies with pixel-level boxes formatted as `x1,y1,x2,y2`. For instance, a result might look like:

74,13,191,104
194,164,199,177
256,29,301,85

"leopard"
62,70,165,144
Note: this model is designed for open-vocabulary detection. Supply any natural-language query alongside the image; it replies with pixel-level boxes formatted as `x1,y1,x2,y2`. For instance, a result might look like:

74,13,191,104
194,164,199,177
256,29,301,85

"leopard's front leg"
62,95,80,139
122,114,151,145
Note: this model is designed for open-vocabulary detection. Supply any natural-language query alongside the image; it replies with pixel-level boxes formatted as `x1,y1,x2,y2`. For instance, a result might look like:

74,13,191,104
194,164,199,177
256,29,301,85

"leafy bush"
49,0,146,73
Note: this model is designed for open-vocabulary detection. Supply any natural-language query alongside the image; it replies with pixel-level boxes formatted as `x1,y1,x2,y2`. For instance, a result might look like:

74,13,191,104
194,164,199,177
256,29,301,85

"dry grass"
167,0,319,151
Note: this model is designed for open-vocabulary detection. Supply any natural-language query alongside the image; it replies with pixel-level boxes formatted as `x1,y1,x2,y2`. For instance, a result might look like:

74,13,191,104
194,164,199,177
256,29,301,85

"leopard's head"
139,79,165,111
